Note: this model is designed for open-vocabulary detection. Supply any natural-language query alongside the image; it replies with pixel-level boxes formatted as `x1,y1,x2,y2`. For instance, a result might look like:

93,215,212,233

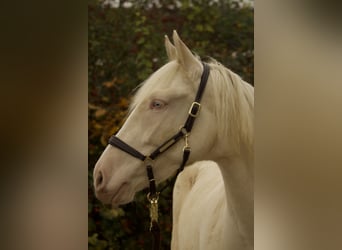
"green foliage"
89,0,253,249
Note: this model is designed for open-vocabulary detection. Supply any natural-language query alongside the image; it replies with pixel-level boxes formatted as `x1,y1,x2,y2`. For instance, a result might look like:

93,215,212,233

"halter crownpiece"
108,62,210,250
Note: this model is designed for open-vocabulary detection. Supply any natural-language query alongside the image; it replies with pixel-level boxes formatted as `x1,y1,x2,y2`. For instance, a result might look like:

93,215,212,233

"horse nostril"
95,171,104,189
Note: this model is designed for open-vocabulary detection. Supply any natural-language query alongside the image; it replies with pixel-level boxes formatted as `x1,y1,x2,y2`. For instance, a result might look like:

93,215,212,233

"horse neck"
215,147,254,247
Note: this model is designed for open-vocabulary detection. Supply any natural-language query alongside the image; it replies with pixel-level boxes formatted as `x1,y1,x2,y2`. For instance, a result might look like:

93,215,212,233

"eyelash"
150,99,167,110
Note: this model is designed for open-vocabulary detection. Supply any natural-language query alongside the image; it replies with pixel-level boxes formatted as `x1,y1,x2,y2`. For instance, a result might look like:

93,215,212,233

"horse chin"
109,182,135,207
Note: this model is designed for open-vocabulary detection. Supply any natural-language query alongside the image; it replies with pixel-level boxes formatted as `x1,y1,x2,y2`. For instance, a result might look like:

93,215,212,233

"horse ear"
172,30,202,77
165,35,177,61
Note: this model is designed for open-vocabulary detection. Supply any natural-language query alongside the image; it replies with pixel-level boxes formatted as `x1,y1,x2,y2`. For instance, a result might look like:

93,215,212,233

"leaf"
101,97,110,102
102,81,114,88
195,24,203,32
94,109,107,118
118,97,128,108
205,24,214,32
89,103,100,110
137,37,145,44
93,122,103,130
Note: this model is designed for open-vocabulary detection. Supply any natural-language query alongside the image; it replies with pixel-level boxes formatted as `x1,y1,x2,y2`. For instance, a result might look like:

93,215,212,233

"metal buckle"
147,192,159,202
144,156,154,166
188,102,201,117
147,192,160,229
183,133,191,152
179,127,188,136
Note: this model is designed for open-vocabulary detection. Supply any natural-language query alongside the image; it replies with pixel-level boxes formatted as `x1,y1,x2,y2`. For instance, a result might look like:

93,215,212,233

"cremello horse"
93,31,254,249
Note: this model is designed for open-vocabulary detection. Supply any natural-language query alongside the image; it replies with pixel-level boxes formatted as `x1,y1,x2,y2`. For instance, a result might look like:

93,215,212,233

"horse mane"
205,58,254,155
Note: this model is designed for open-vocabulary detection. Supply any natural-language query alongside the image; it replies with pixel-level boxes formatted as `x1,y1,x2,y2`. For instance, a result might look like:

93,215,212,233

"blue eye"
150,99,166,110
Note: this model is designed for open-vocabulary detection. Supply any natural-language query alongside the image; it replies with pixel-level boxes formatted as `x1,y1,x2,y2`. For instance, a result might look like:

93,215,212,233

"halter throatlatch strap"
183,62,210,132
107,62,210,250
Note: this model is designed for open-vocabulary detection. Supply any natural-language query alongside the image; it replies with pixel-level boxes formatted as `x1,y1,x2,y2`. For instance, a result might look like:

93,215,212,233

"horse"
93,30,254,249
172,160,228,249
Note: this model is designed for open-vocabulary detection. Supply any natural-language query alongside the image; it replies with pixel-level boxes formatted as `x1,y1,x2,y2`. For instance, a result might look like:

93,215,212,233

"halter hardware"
188,101,201,117
144,156,154,167
107,62,210,250
183,132,191,152
147,192,159,230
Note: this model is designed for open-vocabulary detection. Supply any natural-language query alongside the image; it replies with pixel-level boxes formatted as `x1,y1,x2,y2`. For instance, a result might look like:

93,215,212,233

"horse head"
93,31,219,206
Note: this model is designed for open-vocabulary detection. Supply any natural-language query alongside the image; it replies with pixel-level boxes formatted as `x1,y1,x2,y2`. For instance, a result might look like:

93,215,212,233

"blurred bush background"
88,0,253,249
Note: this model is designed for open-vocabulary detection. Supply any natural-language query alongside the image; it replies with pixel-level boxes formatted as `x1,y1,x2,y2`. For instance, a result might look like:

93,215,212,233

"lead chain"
147,193,159,230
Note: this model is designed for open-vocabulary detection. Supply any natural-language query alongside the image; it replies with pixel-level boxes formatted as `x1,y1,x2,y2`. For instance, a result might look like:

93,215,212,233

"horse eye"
150,99,166,110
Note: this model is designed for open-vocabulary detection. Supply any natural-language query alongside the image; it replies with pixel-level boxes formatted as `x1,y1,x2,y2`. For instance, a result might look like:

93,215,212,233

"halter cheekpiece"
108,62,210,250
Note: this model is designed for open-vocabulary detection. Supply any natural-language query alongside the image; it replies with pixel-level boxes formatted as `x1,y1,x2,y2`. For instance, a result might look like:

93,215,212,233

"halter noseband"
108,62,210,249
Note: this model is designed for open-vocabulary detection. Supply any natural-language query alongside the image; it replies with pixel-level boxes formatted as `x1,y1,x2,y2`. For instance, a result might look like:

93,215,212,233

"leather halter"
108,62,210,249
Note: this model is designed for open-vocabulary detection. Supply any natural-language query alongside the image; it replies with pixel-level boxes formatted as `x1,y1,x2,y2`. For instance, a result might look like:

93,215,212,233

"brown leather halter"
108,62,210,249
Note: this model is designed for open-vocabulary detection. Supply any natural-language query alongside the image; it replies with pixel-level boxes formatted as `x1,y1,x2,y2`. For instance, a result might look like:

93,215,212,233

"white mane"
205,59,254,155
